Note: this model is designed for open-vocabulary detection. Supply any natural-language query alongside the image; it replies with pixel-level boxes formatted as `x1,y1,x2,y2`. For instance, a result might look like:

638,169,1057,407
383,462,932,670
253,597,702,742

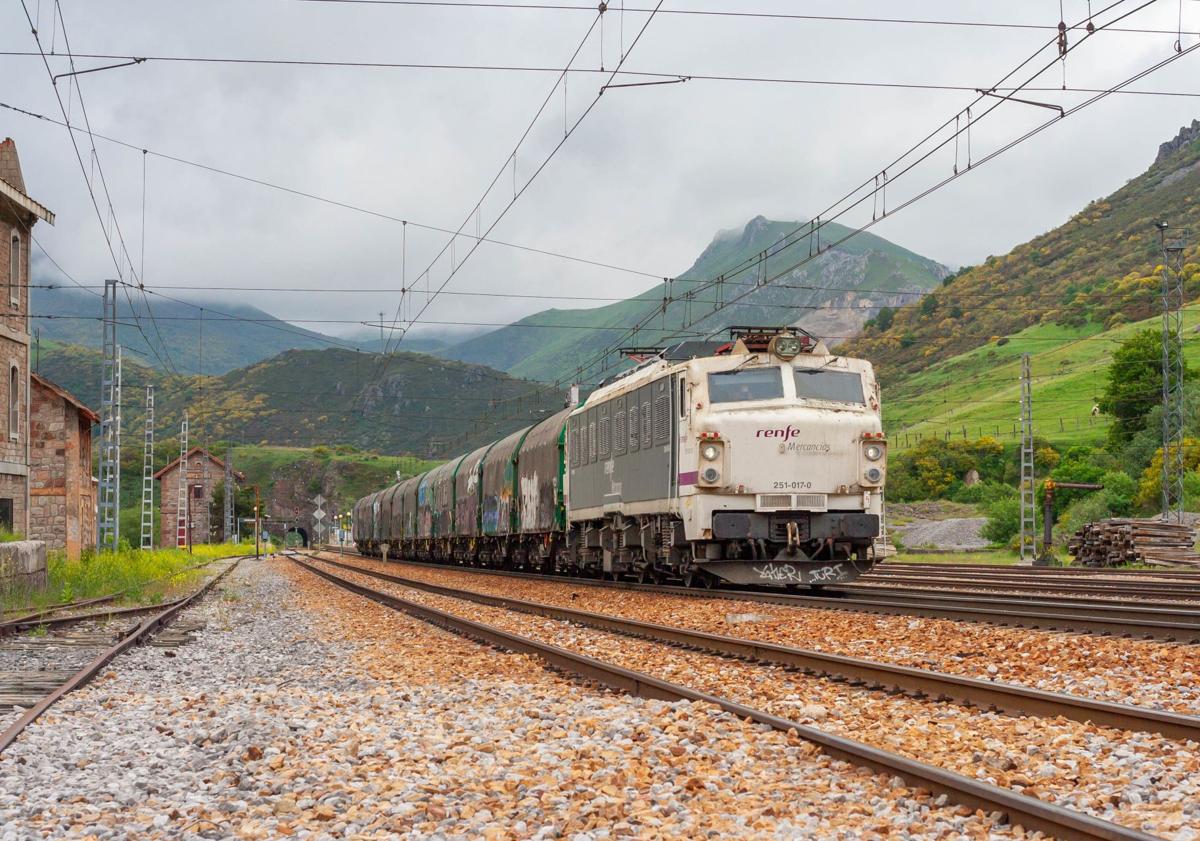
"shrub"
982,496,1021,545
951,480,1016,506
1133,438,1200,510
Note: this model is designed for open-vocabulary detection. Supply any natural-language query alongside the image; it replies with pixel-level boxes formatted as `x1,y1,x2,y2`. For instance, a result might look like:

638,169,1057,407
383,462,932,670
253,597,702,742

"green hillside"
883,304,1200,450
848,121,1200,378
36,345,544,457
442,215,947,382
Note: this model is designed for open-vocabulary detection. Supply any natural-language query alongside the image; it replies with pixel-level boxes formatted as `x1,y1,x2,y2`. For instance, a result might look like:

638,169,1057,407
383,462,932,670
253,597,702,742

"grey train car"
354,329,885,588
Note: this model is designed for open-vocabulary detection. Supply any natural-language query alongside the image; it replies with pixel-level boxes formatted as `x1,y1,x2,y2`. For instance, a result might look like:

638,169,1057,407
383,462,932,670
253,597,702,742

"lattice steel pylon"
1018,353,1037,561
224,449,234,543
140,386,155,549
1158,223,1188,523
176,412,189,549
97,279,122,552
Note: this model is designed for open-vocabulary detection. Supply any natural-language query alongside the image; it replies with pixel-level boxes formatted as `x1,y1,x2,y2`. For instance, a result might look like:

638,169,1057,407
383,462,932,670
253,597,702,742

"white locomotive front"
565,328,884,587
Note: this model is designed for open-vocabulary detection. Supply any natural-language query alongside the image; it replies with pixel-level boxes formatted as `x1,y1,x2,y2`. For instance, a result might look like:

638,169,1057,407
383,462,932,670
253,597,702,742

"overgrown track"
319,547,1200,642
290,552,1162,841
0,557,247,637
0,556,246,756
305,550,1200,741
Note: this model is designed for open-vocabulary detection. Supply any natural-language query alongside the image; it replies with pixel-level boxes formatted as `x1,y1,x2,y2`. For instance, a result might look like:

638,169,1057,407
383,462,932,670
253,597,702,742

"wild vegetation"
886,325,1200,556
2,542,254,612
847,127,1200,378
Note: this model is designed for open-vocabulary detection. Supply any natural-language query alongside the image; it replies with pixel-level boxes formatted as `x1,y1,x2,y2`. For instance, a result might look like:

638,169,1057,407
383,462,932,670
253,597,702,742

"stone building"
0,138,55,537
155,448,243,547
28,374,98,560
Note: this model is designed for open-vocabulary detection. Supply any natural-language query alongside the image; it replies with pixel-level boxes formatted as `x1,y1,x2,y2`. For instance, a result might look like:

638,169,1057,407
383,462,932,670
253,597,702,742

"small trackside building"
154,447,244,547
28,374,98,559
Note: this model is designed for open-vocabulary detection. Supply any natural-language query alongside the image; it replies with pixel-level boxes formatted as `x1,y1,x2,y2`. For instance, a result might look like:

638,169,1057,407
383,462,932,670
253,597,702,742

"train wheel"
637,566,662,585
684,569,714,589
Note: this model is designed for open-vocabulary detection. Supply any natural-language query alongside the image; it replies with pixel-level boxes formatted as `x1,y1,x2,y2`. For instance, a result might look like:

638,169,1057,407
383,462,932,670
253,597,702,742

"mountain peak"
1155,118,1200,164
739,214,781,247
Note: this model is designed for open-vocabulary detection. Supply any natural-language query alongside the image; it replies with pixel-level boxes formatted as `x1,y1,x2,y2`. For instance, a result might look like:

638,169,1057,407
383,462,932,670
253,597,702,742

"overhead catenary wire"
0,99,663,283
462,0,1155,424
366,0,666,411
5,51,1200,98
374,5,613,360
288,0,1199,37
16,0,180,376
450,1,1199,440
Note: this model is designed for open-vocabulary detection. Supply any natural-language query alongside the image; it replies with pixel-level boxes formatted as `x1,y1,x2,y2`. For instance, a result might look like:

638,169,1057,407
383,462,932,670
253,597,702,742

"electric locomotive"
353,327,885,588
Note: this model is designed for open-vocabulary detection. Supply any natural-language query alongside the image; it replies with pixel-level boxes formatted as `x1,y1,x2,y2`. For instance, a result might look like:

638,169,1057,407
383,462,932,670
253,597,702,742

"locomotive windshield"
708,368,784,403
793,368,865,404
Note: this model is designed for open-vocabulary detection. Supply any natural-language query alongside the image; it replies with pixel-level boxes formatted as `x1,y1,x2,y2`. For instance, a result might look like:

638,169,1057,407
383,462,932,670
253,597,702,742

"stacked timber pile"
1068,518,1200,567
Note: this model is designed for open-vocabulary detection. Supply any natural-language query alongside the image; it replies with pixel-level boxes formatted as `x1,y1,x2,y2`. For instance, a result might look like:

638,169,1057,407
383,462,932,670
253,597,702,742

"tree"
872,306,895,332
1100,328,1187,446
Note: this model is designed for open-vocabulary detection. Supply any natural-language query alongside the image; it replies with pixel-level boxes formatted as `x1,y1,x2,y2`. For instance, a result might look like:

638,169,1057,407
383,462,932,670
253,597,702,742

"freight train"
352,328,885,588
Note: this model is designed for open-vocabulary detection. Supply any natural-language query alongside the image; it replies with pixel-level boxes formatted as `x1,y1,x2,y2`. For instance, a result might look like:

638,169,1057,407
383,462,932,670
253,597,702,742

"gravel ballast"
0,556,1033,840
307,555,1200,839
345,554,1200,714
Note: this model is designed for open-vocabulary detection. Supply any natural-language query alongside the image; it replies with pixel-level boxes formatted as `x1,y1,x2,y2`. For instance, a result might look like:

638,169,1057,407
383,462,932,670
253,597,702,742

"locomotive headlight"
865,467,884,484
864,444,884,462
701,443,721,461
773,335,802,359
701,467,722,484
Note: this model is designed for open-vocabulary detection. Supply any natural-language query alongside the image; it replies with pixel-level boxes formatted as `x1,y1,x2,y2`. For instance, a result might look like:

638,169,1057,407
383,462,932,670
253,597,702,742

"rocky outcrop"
1156,119,1200,163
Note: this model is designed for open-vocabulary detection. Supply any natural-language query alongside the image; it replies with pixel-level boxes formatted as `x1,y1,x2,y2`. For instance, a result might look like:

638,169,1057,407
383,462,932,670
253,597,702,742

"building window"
8,366,17,441
8,231,18,306
0,498,11,532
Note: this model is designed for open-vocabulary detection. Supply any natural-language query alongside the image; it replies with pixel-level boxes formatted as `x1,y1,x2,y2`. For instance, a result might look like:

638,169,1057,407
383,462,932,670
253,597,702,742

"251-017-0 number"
772,481,812,490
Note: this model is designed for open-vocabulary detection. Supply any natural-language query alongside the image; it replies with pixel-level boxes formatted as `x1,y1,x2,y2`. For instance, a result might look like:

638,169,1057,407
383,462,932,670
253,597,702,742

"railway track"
305,549,1200,741
318,546,1200,642
864,565,1200,600
290,551,1166,841
0,556,245,755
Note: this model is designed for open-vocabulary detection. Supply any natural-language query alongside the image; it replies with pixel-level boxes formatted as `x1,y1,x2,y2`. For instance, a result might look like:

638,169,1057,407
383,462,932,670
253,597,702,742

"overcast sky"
3,0,1198,343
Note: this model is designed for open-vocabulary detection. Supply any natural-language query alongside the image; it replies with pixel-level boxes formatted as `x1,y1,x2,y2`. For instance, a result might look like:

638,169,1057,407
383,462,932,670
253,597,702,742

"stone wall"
0,539,46,594
29,380,95,559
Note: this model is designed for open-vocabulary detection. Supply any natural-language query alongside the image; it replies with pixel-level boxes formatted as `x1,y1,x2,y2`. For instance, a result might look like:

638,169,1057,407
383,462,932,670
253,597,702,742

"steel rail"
0,556,243,636
0,592,124,629
857,579,1200,601
319,547,1200,642
868,568,1200,592
0,557,245,755
305,551,1200,742
835,584,1200,614
879,563,1200,577
290,554,1161,841
1,601,207,637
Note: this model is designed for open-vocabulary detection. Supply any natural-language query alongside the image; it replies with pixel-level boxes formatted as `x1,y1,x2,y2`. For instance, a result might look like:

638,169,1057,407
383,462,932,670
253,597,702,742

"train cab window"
792,368,865,405
707,368,784,403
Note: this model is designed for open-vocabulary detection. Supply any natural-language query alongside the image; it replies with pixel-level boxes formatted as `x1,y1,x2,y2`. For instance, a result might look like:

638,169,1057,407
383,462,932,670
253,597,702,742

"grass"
883,303,1200,451
1,541,254,613
886,548,1020,565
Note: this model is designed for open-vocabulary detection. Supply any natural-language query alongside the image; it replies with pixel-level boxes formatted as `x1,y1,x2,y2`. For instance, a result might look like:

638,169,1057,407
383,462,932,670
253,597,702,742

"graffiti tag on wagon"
753,562,845,584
